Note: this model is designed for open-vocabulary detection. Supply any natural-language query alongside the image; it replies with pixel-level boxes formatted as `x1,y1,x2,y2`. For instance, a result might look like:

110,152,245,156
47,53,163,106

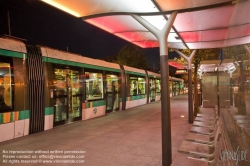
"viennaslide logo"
220,146,247,165
93,108,97,114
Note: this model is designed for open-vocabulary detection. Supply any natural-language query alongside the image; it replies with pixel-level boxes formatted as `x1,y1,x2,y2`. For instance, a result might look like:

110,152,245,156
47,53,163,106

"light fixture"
141,15,166,30
41,0,81,17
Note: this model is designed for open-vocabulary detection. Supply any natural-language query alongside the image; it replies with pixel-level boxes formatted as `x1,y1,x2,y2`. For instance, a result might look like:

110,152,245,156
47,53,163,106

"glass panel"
67,70,82,119
129,76,138,96
156,79,161,94
150,78,156,100
176,82,180,95
54,90,67,122
138,77,145,95
85,72,103,100
53,68,82,122
200,46,250,165
54,69,67,122
202,74,217,107
0,62,12,112
106,74,119,111
169,81,172,96
71,96,81,117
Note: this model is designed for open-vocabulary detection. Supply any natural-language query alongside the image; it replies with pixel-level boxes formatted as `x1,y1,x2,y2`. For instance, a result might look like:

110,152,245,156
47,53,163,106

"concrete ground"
0,94,205,166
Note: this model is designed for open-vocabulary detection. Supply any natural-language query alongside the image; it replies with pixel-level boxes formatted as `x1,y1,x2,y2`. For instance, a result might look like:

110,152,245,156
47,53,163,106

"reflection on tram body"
53,68,82,122
106,74,119,112
0,62,12,112
129,76,145,96
85,72,103,100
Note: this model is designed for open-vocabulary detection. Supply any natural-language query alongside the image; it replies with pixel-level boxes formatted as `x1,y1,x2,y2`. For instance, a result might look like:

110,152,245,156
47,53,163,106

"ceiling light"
41,0,81,17
141,15,166,30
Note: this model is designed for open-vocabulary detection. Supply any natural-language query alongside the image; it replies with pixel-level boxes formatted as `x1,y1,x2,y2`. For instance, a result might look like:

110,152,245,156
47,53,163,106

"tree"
103,54,117,63
104,45,148,70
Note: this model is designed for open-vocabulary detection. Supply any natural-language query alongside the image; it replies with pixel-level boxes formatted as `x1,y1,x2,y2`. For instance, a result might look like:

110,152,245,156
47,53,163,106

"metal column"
175,50,196,123
132,11,177,166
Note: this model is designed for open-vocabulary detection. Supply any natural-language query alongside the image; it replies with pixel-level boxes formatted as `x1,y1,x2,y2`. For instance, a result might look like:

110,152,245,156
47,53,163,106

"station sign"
175,69,187,74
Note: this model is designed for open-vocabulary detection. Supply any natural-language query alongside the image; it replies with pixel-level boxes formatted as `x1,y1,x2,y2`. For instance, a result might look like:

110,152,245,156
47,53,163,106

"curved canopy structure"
41,1,250,165
42,0,250,49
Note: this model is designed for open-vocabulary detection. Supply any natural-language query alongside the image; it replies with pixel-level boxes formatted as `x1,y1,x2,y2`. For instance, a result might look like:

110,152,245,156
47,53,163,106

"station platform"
0,94,201,166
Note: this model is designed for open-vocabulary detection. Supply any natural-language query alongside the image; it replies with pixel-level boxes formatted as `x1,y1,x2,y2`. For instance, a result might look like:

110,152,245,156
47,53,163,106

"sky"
0,0,178,69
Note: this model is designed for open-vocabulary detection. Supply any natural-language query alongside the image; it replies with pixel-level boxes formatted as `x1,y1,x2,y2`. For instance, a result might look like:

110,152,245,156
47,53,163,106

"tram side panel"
13,57,29,137
155,78,161,101
41,46,122,128
41,47,85,127
125,71,147,109
43,62,54,130
147,71,161,102
0,38,29,143
83,60,121,117
83,68,106,120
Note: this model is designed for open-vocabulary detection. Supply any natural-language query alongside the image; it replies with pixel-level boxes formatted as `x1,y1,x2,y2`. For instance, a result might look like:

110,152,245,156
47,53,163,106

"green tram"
0,37,183,142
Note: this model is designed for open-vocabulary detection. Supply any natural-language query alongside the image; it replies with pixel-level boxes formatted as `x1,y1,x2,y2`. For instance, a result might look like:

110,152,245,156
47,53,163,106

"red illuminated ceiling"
168,61,186,69
42,0,250,49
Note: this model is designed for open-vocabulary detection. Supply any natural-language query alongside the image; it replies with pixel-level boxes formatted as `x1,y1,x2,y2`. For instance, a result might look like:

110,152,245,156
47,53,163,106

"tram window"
106,74,118,93
175,82,179,91
85,72,103,100
169,81,172,92
53,69,67,93
156,79,161,93
129,76,138,95
138,77,145,95
0,62,12,112
150,78,155,90
129,76,145,96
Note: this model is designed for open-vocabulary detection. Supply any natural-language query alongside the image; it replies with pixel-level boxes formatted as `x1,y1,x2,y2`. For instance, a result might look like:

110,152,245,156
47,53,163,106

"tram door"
106,74,119,113
53,68,82,126
150,78,156,101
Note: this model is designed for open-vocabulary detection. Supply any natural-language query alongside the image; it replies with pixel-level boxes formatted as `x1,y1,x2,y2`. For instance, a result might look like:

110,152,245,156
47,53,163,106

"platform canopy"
199,59,235,72
42,0,250,49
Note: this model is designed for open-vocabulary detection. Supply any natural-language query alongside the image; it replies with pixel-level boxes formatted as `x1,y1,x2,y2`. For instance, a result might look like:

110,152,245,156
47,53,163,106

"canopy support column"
175,50,196,123
132,11,177,166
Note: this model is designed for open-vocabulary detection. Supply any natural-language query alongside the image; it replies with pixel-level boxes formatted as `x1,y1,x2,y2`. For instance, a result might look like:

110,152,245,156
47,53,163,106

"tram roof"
0,37,27,53
41,0,250,49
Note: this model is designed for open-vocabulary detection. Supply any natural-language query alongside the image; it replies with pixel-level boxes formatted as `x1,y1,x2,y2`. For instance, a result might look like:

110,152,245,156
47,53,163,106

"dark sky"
0,0,178,69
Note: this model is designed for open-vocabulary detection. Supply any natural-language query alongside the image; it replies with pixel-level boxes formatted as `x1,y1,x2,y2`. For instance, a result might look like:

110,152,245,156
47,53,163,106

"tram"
0,37,184,142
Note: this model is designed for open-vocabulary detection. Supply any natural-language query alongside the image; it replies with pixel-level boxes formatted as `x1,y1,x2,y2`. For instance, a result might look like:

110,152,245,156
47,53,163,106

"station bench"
174,106,224,165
